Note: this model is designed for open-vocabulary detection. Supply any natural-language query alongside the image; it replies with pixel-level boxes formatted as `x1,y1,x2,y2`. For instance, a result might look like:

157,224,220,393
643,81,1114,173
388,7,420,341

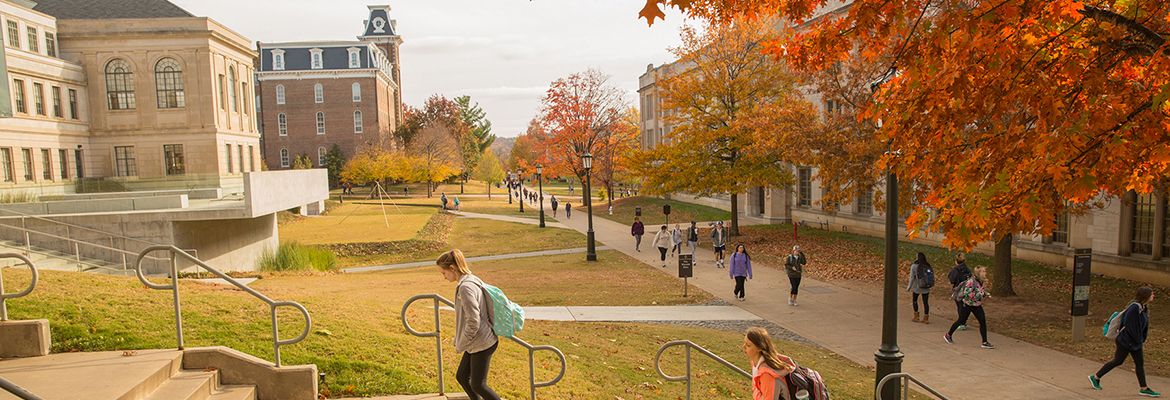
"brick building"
256,4,402,173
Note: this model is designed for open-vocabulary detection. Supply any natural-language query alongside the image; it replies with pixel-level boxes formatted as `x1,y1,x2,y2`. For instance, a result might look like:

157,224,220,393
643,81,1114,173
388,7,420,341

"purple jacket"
729,252,752,279
632,221,645,236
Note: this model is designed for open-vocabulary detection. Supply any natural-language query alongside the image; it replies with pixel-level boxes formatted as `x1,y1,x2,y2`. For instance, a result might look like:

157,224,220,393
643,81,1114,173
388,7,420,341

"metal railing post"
655,340,751,400
0,254,39,322
170,252,184,350
685,345,693,400
528,348,536,400
271,304,281,367
434,297,444,395
0,376,42,400
73,243,81,272
874,372,949,400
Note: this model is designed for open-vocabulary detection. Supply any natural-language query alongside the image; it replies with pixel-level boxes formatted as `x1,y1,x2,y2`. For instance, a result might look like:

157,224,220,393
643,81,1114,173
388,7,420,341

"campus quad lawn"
713,223,1170,376
600,196,733,226
280,202,435,245
391,196,557,221
334,180,495,196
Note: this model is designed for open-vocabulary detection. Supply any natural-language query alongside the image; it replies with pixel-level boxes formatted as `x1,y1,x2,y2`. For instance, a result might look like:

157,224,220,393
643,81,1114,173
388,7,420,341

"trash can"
635,206,642,217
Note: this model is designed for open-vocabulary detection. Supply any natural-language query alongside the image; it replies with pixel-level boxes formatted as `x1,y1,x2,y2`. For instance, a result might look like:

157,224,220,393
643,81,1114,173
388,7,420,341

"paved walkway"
342,246,611,273
524,305,762,322
446,210,569,228
549,197,1170,399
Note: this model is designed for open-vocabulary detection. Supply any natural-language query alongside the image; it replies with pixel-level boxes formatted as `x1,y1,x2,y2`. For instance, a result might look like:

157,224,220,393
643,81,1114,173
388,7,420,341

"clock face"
373,17,387,33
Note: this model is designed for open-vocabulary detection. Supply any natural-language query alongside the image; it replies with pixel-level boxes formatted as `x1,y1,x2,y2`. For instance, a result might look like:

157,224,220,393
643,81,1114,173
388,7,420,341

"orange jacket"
752,356,794,400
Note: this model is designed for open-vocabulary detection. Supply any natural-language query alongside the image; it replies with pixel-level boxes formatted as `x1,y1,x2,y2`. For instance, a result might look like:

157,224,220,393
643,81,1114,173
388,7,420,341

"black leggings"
912,293,930,314
1097,342,1147,388
456,341,501,400
733,276,746,298
789,275,802,295
658,247,668,262
948,305,988,342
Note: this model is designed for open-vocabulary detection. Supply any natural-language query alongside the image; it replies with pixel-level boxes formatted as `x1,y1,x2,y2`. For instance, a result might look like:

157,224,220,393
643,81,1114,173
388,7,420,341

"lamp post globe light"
583,152,596,261
537,164,546,228
518,170,525,213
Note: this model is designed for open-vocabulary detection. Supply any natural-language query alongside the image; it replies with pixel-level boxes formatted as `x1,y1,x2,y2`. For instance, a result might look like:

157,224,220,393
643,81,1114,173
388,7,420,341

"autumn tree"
408,125,463,198
508,120,542,172
323,144,346,187
340,148,409,189
594,107,641,209
455,95,497,193
394,105,425,147
475,149,506,199
292,154,313,170
536,69,628,203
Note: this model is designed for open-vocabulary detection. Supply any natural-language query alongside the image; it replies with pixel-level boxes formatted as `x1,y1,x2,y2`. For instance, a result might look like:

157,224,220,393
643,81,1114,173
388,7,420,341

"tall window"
353,110,363,133
12,79,25,113
1132,193,1157,255
280,148,289,167
352,82,361,102
57,149,67,179
51,86,61,117
798,167,812,207
1052,212,1070,244
856,188,874,216
248,145,255,172
67,89,78,119
74,149,83,178
163,144,185,176
32,83,43,115
20,148,31,181
316,112,325,134
272,50,285,70
310,49,323,69
217,74,226,110
318,146,326,167
225,144,233,173
114,146,136,177
0,148,11,182
228,66,238,112
314,83,323,103
44,32,55,57
6,21,18,48
237,145,245,172
154,58,185,109
275,85,285,104
277,113,287,136
25,26,36,53
40,149,50,180
105,59,136,110
241,82,249,114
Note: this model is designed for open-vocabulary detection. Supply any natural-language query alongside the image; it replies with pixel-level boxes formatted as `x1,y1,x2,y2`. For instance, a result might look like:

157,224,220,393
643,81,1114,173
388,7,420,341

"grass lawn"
715,223,1170,376
599,196,733,226
391,196,555,221
334,180,496,196
281,203,435,245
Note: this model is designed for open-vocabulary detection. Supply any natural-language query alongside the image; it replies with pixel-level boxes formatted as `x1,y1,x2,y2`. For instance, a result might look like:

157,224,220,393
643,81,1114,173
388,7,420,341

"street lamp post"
871,71,902,400
537,164,546,228
518,170,525,213
583,153,597,261
507,171,514,204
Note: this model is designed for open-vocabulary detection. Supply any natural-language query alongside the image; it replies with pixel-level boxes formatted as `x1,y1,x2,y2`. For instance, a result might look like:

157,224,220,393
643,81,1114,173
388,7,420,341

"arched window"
318,146,327,167
353,110,363,134
228,66,238,112
154,58,184,109
277,113,287,136
280,148,289,167
275,84,285,104
316,112,325,134
352,82,361,102
314,83,323,103
105,59,135,110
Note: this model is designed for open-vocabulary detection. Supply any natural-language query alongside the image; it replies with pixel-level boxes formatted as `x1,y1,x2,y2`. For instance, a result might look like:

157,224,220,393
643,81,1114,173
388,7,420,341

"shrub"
258,242,337,272
0,191,36,204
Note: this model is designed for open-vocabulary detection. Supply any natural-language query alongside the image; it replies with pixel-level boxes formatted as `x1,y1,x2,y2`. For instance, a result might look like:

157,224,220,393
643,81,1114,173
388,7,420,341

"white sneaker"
787,300,794,306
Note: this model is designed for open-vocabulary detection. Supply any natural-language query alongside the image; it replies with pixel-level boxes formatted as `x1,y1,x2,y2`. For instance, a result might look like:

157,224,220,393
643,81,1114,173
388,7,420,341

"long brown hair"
1136,287,1154,304
436,249,472,275
746,327,785,371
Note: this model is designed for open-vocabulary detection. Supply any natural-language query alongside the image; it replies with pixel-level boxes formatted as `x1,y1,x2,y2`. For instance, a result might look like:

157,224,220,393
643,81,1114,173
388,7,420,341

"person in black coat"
947,254,973,330
1089,287,1159,397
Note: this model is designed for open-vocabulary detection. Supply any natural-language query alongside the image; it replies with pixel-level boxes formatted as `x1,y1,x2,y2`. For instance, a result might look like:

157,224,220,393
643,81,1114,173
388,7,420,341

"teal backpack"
1103,302,1136,339
470,280,525,338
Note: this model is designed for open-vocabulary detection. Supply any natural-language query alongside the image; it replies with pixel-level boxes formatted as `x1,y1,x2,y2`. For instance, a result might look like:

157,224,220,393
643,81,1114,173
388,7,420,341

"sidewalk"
550,200,1168,399
343,246,610,273
524,305,762,322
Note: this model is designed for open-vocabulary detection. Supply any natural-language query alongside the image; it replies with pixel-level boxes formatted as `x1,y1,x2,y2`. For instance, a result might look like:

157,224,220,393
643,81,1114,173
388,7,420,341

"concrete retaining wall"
244,170,328,217
0,195,189,215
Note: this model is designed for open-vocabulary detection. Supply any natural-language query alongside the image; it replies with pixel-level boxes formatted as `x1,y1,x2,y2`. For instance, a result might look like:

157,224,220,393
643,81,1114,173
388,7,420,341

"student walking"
441,193,449,210
631,217,645,252
742,327,794,400
550,196,559,217
670,224,683,257
565,202,572,219
1089,287,1160,397
944,266,994,349
686,221,699,255
907,252,934,324
947,254,973,331
453,196,461,211
711,221,728,268
435,250,501,400
784,246,807,306
729,244,752,301
653,225,671,268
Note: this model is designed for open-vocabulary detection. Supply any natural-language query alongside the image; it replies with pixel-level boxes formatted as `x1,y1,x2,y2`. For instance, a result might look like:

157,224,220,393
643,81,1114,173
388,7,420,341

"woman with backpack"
742,327,794,400
1089,286,1159,397
947,254,973,331
670,224,683,257
785,246,807,306
435,249,501,400
907,252,933,324
944,266,994,349
653,225,671,268
729,244,752,301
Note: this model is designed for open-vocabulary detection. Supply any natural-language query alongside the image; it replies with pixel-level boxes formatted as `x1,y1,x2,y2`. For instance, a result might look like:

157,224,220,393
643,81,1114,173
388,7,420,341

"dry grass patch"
281,203,435,245
600,196,732,227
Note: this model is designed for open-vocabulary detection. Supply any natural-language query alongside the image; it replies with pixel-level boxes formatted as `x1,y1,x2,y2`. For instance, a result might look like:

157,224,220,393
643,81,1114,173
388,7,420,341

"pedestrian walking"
670,224,683,257
944,266,994,349
550,196,559,217
631,217,645,252
947,254,973,331
729,244,752,301
453,196,461,211
1089,287,1160,397
441,193,449,210
907,252,934,324
686,221,699,255
653,225,671,268
565,202,572,219
435,250,502,400
784,246,807,306
743,327,795,400
711,221,728,268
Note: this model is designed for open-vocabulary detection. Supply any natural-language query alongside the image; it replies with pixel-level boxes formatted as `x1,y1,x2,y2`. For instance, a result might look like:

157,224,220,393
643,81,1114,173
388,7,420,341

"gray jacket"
907,263,932,294
710,228,727,247
455,274,498,354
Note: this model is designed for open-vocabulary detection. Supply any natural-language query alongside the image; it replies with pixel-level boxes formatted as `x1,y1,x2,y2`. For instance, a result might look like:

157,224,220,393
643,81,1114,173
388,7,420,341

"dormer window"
310,48,324,69
347,47,361,68
271,49,285,71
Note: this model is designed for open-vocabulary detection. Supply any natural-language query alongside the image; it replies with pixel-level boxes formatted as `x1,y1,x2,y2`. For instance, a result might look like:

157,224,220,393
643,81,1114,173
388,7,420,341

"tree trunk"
607,182,614,209
993,234,1016,296
730,192,740,236
487,183,492,200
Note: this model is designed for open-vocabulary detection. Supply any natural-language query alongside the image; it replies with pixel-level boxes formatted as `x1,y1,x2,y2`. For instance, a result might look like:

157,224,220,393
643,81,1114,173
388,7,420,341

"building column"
1119,191,1136,257
1154,193,1166,260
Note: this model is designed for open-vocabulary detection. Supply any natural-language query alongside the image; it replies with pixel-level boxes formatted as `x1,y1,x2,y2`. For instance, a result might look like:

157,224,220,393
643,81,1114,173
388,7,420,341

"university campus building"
256,5,403,173
638,0,1170,286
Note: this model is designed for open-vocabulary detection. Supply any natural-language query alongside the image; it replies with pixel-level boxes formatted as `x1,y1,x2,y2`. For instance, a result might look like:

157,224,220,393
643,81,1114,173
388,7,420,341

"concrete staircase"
0,239,129,275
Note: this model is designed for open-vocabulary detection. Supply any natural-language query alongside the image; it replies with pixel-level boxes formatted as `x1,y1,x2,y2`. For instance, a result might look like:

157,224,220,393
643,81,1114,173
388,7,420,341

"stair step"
208,385,256,400
0,350,182,400
144,370,216,400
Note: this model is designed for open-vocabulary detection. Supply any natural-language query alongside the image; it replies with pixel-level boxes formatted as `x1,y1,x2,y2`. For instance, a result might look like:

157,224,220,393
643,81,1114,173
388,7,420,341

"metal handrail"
0,376,41,400
402,293,567,399
134,245,311,367
9,244,121,274
0,223,173,272
0,208,164,249
0,254,37,321
655,340,750,400
875,373,949,400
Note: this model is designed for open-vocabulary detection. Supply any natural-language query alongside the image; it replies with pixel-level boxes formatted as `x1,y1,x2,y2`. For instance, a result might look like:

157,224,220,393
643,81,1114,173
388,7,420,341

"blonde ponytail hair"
436,249,472,275
746,327,785,371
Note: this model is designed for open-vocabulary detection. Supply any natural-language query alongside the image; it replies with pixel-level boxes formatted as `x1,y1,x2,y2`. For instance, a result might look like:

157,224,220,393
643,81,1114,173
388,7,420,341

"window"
217,74,226,110
25,26,36,53
353,110,363,133
277,113,287,136
352,82,361,102
241,82,249,114
154,58,185,109
1052,212,1070,244
280,148,289,167
248,145,255,172
856,188,874,216
114,146,136,177
271,49,285,70
348,48,361,68
40,149,50,180
318,146,326,167
225,144,233,173
32,83,43,115
314,83,323,103
825,99,844,116
310,49,323,69
275,85,285,104
51,86,61,117
163,144,185,176
6,21,18,48
1,148,11,182
67,89,78,119
1132,193,1157,255
105,59,136,110
316,112,325,134
798,167,812,207
228,66,238,112
44,32,55,57
74,149,83,178
57,149,67,179
19,149,31,181
12,79,24,113
237,145,245,172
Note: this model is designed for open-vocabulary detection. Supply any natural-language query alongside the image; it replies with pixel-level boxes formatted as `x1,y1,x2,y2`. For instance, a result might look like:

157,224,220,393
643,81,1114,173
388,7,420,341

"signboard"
1071,249,1092,317
663,204,671,216
678,254,693,278
635,206,642,217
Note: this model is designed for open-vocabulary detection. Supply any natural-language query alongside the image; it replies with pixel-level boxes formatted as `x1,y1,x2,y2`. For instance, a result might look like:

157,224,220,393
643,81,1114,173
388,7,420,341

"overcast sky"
170,0,689,137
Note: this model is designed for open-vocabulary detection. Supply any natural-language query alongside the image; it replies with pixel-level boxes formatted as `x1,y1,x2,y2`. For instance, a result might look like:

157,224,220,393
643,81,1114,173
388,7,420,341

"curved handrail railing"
655,340,750,400
0,253,38,321
134,245,311,367
401,293,567,399
875,373,949,400
0,376,41,400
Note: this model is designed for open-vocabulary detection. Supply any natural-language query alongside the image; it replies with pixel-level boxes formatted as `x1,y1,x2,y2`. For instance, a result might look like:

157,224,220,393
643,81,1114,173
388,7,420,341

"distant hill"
491,136,516,160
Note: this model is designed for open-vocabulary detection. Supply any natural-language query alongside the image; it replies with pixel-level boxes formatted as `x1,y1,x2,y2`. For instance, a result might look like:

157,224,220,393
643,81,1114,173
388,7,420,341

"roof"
31,0,195,20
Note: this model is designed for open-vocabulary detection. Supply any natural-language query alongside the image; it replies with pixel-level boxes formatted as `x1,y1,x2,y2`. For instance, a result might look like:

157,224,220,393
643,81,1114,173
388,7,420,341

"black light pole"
537,164,546,228
583,153,597,261
872,71,902,400
518,170,525,213
507,171,513,204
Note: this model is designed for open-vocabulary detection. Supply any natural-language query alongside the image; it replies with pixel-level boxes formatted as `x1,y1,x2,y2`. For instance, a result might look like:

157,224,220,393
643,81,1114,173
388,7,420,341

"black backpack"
688,227,698,241
916,263,935,289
